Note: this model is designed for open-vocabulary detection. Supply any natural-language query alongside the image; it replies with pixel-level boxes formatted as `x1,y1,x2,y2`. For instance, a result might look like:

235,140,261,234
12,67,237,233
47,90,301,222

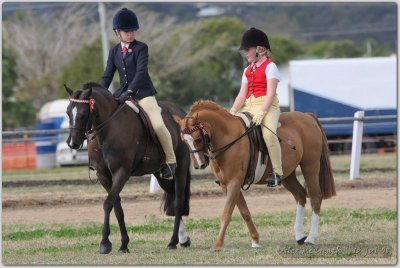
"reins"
182,117,296,161
85,104,126,140
208,124,257,160
182,117,258,160
69,96,126,140
69,96,127,184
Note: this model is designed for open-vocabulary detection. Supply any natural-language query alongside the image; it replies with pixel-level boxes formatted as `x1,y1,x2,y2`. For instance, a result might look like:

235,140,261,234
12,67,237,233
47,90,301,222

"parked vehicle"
56,117,88,167
289,56,397,153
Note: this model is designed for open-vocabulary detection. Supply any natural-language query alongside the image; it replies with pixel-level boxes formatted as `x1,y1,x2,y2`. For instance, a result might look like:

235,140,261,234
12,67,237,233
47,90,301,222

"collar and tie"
122,45,128,57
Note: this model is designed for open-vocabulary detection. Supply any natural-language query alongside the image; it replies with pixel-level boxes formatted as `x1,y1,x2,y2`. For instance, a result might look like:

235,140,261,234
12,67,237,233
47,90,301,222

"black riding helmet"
239,27,271,52
113,8,139,31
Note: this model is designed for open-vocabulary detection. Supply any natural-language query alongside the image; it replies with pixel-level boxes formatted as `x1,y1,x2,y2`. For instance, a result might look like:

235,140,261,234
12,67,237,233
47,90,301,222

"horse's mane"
80,81,113,100
81,81,105,91
189,99,231,117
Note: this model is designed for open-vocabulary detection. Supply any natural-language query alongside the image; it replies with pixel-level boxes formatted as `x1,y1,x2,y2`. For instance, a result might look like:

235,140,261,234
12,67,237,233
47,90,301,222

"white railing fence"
2,112,397,185
318,112,397,180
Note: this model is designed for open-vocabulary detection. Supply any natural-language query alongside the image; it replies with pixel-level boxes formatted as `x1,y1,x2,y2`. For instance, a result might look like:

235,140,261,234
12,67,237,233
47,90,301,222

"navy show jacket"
100,40,157,100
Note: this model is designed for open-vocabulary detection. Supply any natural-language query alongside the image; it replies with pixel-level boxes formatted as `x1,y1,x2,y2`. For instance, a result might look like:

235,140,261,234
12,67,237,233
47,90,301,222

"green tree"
306,40,363,58
59,39,105,97
2,46,36,129
153,17,247,105
268,37,304,65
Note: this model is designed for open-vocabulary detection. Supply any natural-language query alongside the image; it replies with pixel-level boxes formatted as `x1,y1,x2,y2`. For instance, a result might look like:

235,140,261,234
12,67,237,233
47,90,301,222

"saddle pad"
254,151,267,184
235,113,252,127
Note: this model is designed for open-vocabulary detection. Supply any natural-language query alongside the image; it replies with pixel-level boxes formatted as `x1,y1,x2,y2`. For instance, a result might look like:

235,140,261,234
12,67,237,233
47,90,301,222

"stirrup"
266,173,282,187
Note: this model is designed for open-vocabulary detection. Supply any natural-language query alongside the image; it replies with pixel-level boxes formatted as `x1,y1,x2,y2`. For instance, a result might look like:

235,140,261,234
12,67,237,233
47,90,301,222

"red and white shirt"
241,58,280,99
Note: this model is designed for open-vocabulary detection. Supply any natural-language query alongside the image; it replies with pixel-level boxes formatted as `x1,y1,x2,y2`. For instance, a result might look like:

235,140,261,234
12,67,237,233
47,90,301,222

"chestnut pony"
178,100,336,251
65,82,191,253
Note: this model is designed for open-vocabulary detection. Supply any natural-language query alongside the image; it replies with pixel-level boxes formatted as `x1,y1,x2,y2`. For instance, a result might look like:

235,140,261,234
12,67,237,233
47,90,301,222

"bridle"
181,120,211,155
181,117,257,161
68,96,126,140
68,97,96,138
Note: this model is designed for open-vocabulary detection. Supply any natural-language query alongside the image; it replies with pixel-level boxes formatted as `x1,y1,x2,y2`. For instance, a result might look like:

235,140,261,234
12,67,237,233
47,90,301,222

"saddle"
236,112,271,190
125,98,166,164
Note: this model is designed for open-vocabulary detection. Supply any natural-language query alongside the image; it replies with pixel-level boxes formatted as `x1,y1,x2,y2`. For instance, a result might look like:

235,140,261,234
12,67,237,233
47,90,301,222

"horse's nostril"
69,142,81,150
200,164,207,169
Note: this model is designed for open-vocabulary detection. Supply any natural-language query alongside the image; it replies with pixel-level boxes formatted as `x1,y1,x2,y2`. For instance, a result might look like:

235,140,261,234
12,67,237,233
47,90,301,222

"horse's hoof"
99,241,112,254
210,247,221,252
304,241,315,246
167,244,177,250
297,236,307,245
118,248,130,253
180,237,191,248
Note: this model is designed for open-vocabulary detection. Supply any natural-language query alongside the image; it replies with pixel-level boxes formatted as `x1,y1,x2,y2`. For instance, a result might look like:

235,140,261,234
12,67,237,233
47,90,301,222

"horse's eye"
194,138,202,144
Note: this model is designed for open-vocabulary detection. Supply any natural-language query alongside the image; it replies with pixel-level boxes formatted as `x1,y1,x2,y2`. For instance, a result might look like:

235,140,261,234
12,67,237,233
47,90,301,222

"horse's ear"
194,113,199,121
64,84,73,96
172,115,183,126
88,87,92,97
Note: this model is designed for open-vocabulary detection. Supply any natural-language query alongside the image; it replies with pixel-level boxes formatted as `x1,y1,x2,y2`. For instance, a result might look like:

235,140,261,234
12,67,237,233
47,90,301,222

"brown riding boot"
266,173,282,187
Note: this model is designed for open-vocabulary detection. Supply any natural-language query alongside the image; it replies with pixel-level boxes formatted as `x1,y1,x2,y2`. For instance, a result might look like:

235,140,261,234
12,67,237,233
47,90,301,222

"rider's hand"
117,90,133,104
229,107,238,116
252,110,267,125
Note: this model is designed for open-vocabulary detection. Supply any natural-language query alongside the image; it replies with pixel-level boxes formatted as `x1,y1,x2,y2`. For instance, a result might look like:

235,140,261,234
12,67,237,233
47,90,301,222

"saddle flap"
126,98,165,163
236,112,269,190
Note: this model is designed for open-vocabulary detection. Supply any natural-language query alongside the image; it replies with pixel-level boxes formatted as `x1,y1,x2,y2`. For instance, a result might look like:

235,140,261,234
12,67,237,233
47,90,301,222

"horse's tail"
162,169,191,216
308,113,336,199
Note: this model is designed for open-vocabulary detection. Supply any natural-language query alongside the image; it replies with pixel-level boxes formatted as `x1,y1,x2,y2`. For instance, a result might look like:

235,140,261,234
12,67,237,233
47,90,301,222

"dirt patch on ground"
2,175,396,209
3,177,396,225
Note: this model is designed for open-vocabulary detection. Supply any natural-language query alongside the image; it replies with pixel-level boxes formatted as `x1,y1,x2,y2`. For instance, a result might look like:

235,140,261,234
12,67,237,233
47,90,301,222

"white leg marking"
183,134,203,166
304,211,319,244
294,202,305,241
251,239,261,248
178,220,189,244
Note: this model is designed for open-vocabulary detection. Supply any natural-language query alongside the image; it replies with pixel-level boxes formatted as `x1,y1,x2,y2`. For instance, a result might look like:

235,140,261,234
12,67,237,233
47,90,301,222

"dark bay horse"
177,100,336,251
65,82,191,253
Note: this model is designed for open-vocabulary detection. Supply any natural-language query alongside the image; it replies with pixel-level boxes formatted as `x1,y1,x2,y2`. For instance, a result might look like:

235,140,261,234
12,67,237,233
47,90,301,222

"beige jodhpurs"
241,95,283,176
138,96,176,164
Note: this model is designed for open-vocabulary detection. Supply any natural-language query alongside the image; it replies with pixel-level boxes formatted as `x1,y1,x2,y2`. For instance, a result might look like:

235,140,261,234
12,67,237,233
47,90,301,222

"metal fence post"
350,111,364,180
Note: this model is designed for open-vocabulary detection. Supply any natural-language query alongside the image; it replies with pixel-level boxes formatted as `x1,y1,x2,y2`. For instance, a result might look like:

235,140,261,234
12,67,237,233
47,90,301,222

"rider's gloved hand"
252,110,267,125
117,90,133,104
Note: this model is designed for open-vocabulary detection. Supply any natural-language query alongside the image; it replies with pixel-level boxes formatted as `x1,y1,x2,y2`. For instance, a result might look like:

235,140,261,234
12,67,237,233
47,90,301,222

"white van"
56,117,89,167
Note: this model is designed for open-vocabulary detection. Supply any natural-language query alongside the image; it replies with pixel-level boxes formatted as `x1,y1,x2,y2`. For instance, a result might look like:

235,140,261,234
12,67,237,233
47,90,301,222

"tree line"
2,3,394,130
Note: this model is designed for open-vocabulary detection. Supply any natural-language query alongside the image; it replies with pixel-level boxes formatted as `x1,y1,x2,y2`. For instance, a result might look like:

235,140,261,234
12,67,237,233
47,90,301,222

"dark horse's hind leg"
156,166,188,250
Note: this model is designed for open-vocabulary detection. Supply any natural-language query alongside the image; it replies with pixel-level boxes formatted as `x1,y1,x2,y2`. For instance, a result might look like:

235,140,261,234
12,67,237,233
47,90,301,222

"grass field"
2,152,397,265
2,208,397,265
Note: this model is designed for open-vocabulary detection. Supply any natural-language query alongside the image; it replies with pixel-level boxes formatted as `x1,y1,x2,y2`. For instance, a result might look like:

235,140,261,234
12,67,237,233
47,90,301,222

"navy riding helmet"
113,8,139,31
239,27,271,51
